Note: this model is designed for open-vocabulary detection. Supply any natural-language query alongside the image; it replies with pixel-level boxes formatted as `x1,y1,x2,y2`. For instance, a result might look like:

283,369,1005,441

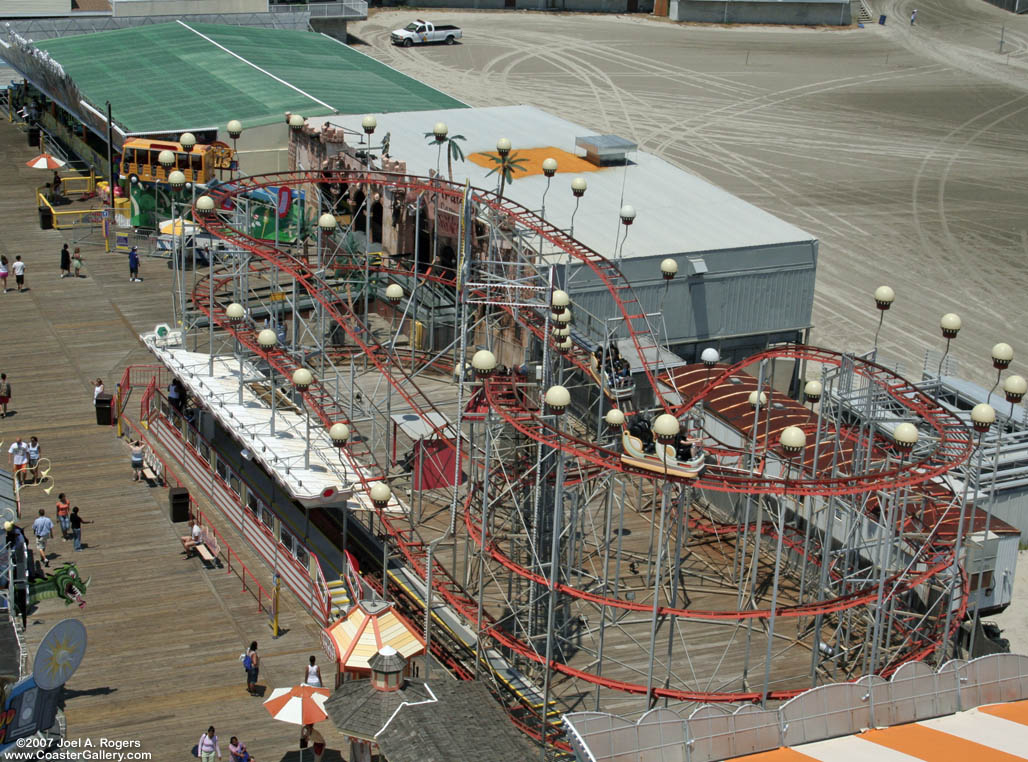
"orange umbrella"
263,684,330,725
25,153,65,170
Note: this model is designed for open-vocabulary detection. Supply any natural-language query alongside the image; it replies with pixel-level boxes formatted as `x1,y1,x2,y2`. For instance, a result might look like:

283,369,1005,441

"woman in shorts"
27,436,41,483
0,256,8,293
72,248,84,278
130,440,144,481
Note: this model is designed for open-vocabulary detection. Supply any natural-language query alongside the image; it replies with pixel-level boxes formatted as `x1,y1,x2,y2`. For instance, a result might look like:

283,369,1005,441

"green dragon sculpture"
28,563,89,608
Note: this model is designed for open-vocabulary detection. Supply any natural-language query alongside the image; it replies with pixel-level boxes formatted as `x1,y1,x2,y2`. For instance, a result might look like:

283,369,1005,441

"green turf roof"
36,21,466,135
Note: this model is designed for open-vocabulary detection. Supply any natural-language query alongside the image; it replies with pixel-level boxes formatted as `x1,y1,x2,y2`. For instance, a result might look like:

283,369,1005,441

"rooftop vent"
575,134,637,166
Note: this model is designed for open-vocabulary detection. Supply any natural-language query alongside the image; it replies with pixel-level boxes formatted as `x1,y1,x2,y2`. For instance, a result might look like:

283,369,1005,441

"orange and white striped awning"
734,700,1028,761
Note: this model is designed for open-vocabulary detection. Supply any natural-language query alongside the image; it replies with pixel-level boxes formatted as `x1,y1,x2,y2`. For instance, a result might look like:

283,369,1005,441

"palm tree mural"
484,138,528,200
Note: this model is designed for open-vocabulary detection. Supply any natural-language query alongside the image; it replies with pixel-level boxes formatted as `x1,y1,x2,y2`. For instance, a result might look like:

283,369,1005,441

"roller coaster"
179,168,977,746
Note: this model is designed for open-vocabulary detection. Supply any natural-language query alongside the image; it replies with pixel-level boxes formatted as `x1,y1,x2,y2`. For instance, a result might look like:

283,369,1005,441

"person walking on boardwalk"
197,727,222,762
303,655,323,687
910,8,917,23
60,244,71,278
31,509,53,569
0,256,8,293
12,256,26,292
0,373,11,418
55,493,71,540
128,246,140,282
69,506,92,551
8,436,29,485
26,436,41,483
130,440,144,481
72,248,84,278
245,641,260,696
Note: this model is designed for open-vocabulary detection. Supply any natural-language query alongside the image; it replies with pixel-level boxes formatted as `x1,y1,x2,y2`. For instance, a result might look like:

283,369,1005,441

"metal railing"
309,0,368,17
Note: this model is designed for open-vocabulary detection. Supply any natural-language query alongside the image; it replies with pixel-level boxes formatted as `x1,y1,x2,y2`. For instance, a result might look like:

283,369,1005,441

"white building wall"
0,0,70,15
112,0,267,17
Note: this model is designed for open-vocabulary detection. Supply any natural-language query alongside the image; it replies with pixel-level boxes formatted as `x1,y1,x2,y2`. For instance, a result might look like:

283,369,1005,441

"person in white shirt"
31,509,53,569
303,655,322,687
8,437,29,485
11,256,25,293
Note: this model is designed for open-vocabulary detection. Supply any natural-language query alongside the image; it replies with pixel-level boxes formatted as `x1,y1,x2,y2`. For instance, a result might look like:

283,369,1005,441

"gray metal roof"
309,105,815,261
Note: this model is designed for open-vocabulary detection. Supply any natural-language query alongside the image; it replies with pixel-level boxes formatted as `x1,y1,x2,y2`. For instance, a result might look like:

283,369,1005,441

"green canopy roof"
36,21,465,134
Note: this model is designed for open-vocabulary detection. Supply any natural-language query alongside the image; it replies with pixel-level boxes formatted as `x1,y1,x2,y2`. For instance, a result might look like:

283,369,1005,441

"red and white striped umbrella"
25,153,66,170
263,684,331,725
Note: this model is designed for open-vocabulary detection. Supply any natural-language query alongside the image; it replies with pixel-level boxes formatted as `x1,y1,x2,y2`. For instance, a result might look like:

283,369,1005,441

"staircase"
856,0,874,23
326,578,352,619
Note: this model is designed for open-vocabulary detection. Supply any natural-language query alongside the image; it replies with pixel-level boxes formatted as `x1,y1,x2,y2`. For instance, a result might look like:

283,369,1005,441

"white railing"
310,1,367,17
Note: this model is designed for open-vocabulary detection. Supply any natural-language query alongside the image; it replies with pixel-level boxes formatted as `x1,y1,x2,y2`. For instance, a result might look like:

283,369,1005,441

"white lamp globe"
940,313,962,339
179,132,196,151
158,149,175,167
571,177,587,197
971,403,996,434
803,380,823,403
992,342,1014,370
227,119,243,139
552,326,570,339
369,482,391,507
893,422,919,450
196,195,216,216
257,329,278,349
661,258,678,280
362,115,377,135
700,348,720,367
748,390,767,408
318,212,338,231
292,368,313,390
874,285,895,310
496,137,511,156
329,422,350,446
168,170,186,189
432,122,448,142
780,426,806,455
652,413,680,444
288,113,305,130
385,283,404,305
556,338,573,354
619,204,636,225
542,157,558,178
544,385,570,415
554,308,572,325
551,289,570,315
605,408,625,428
1004,374,1027,404
471,350,497,377
226,303,245,322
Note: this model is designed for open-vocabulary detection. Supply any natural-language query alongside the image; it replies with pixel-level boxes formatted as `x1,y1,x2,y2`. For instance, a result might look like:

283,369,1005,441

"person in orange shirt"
55,493,71,540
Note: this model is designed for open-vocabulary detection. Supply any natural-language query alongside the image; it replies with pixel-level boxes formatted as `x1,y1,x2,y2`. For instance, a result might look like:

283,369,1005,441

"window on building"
216,458,229,482
295,543,309,568
197,441,210,464
280,527,294,554
229,474,241,496
260,505,275,530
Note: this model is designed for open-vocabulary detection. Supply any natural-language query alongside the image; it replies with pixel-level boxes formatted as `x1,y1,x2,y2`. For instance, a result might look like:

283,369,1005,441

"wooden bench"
140,447,164,487
195,528,222,569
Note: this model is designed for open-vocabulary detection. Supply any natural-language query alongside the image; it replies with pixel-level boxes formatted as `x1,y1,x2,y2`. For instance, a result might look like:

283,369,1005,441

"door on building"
627,0,639,10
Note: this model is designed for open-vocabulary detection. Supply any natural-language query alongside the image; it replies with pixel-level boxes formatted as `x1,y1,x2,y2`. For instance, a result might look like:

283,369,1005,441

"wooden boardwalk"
0,122,344,761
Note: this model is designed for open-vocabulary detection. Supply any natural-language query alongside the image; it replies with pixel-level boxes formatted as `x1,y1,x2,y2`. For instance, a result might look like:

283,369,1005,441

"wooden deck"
0,122,345,760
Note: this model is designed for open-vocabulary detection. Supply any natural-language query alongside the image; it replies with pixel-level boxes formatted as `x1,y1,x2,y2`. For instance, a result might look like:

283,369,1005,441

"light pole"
646,413,679,704
471,349,497,677
569,177,587,240
361,115,377,334
762,425,806,706
258,328,278,435
541,157,557,220
227,120,243,178
432,121,447,177
937,312,962,382
869,421,918,674
370,482,392,602
873,285,894,351
615,204,635,265
987,342,1013,405
227,302,245,403
495,137,511,198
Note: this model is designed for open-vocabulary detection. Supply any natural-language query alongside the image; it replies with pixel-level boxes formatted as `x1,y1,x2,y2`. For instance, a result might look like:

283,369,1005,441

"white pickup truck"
390,20,462,47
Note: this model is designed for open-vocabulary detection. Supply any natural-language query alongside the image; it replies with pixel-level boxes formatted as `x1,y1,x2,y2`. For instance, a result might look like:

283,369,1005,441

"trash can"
27,126,39,147
878,13,887,23
38,205,53,231
95,393,114,426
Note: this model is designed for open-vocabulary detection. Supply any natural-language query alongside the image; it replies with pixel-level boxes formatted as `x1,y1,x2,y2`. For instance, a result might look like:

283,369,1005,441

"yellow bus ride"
119,138,234,186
